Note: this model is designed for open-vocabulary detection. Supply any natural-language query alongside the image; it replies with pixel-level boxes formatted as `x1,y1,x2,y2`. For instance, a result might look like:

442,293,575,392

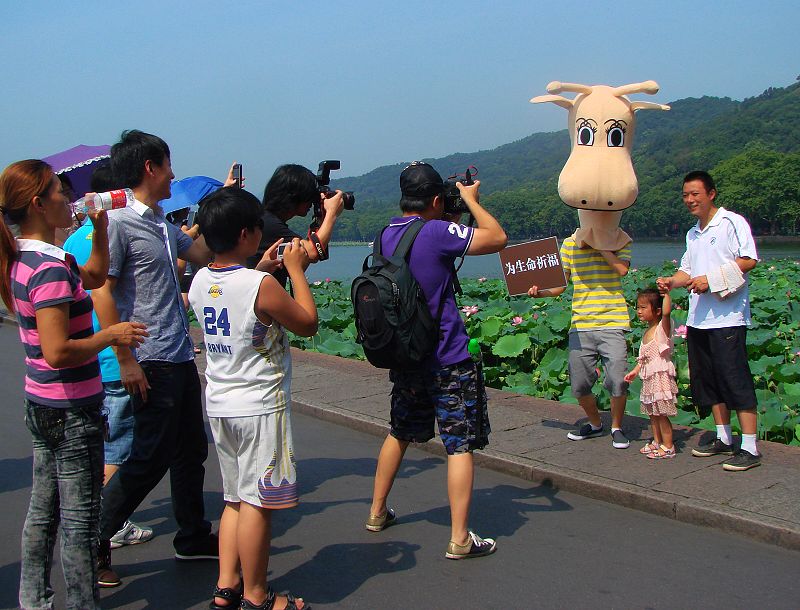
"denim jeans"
20,400,104,610
102,381,134,465
100,360,211,553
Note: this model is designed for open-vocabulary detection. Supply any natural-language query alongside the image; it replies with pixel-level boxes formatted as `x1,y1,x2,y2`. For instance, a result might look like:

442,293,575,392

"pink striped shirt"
12,239,102,408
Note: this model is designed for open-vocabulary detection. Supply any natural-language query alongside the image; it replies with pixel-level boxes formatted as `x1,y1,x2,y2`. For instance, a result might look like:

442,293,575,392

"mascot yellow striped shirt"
560,236,631,331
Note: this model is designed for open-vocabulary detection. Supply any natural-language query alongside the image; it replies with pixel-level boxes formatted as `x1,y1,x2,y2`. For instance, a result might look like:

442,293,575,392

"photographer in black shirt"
248,164,344,286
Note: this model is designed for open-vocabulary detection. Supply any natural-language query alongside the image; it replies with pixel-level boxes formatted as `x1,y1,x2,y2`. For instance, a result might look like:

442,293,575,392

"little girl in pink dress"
625,288,679,459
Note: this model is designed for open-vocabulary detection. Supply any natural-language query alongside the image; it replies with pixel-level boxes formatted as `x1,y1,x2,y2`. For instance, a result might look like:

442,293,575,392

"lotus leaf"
492,334,532,357
772,363,800,383
477,317,504,342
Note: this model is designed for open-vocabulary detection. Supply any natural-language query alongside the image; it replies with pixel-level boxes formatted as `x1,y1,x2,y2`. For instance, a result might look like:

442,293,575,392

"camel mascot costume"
531,81,669,251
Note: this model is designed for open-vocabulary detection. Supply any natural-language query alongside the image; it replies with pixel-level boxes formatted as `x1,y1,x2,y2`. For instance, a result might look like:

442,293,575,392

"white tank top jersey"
189,265,291,418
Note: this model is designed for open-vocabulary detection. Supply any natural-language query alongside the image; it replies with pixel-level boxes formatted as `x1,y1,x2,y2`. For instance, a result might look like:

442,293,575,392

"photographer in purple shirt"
365,162,507,559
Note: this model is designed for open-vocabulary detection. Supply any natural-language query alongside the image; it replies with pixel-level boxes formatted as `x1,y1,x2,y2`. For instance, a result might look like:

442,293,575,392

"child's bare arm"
624,363,641,383
255,239,318,337
661,292,672,336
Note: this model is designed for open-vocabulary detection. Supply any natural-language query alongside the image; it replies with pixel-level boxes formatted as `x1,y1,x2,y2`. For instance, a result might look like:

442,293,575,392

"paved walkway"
3,310,798,551
278,348,800,551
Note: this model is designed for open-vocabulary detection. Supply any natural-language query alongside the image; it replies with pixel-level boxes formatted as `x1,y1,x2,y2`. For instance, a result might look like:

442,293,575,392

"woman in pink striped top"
0,160,147,610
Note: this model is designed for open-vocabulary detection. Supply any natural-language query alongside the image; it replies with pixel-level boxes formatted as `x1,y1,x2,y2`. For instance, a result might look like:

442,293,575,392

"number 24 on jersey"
204,307,231,336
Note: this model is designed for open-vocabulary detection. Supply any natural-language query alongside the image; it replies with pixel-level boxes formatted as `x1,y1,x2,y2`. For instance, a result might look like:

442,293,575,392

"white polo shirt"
679,207,758,329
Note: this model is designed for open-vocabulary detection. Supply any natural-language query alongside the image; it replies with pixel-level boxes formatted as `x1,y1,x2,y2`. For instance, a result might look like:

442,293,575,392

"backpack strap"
391,219,426,259
373,226,387,257
371,218,456,325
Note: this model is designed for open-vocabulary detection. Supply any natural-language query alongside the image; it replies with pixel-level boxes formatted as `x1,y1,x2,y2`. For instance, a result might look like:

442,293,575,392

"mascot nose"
580,200,616,206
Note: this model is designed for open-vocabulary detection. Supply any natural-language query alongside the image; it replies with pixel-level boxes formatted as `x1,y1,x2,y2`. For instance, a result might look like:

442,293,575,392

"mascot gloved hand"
531,81,669,251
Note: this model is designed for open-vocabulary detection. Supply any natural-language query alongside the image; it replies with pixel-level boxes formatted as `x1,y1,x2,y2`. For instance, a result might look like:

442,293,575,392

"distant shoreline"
330,235,800,247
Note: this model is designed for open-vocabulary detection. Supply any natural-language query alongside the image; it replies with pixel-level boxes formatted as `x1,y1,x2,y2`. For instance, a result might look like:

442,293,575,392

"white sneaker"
110,520,154,549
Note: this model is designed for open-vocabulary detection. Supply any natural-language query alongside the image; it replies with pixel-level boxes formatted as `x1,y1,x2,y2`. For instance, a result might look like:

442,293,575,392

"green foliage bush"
290,259,800,446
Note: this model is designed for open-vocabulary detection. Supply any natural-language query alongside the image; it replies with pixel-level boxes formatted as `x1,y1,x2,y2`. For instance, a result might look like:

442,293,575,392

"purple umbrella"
42,144,111,199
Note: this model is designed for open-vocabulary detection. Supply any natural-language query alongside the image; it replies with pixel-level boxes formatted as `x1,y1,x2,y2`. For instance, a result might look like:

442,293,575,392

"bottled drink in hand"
72,188,135,215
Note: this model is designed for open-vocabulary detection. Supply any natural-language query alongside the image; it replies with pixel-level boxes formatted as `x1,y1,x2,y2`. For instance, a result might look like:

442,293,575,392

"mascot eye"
577,125,595,146
606,126,625,147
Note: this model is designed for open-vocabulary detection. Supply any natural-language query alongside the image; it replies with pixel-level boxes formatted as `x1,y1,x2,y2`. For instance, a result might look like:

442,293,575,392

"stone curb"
291,394,800,551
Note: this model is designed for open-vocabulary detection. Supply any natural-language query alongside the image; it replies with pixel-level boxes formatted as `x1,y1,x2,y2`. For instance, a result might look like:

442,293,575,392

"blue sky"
1,1,798,192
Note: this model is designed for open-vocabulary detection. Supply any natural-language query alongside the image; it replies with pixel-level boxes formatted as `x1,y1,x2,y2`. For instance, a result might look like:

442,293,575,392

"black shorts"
686,326,757,412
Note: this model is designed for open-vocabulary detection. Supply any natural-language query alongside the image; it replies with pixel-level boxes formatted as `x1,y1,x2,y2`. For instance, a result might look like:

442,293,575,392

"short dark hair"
637,288,663,316
399,194,436,213
90,160,120,192
262,164,318,218
683,170,716,193
111,130,170,189
196,186,263,254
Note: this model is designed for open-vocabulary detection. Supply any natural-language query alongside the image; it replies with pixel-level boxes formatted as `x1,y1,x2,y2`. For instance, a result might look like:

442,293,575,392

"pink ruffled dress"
637,323,678,416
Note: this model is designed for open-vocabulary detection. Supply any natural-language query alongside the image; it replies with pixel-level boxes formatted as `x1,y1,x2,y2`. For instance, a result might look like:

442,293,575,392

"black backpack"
351,220,440,370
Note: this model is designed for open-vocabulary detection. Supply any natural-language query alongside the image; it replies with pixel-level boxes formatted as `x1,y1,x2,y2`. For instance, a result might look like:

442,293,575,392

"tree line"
317,79,800,241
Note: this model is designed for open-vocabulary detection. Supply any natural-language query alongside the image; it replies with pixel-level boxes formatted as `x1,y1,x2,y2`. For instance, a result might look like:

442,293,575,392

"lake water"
306,240,800,282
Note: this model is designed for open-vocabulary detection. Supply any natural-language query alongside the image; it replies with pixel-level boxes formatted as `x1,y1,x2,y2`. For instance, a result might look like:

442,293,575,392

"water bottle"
72,188,135,215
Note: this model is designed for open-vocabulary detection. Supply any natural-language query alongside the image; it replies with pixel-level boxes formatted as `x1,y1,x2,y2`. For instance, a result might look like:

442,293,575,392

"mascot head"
531,81,669,250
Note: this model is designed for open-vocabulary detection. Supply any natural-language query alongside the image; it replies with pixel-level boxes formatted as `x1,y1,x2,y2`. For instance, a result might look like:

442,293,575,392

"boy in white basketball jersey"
189,187,316,610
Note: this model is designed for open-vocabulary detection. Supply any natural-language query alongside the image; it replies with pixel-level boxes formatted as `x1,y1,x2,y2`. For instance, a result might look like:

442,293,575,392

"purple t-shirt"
381,216,474,367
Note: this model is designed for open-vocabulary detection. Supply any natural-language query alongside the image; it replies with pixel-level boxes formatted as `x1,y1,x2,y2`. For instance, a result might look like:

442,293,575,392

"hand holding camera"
321,190,345,220
455,179,481,208
443,166,478,215
282,238,311,273
255,238,285,274
311,160,355,230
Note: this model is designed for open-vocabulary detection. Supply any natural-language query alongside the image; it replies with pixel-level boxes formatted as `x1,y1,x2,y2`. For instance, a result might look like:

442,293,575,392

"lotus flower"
532,313,539,320
325,277,331,282
313,280,322,286
461,305,480,317
477,277,487,283
674,305,681,310
511,316,523,326
674,324,688,339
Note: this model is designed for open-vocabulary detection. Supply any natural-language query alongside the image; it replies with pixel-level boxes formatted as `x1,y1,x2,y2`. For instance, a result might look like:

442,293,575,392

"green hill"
314,79,800,241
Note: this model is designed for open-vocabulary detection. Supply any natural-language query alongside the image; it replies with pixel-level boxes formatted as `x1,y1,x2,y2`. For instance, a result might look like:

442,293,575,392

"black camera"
315,161,355,219
442,166,477,215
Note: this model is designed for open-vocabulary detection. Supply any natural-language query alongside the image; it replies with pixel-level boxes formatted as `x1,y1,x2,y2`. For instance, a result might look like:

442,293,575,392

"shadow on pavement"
275,540,421,605
397,481,572,537
100,557,217,609
0,457,32,493
296,456,442,495
0,561,21,609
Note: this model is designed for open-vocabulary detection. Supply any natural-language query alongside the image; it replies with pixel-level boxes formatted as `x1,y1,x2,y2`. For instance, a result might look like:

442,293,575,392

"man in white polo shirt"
658,171,760,471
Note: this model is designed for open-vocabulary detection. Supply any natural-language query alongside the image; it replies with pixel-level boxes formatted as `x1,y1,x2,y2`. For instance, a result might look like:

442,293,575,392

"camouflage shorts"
389,359,490,455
